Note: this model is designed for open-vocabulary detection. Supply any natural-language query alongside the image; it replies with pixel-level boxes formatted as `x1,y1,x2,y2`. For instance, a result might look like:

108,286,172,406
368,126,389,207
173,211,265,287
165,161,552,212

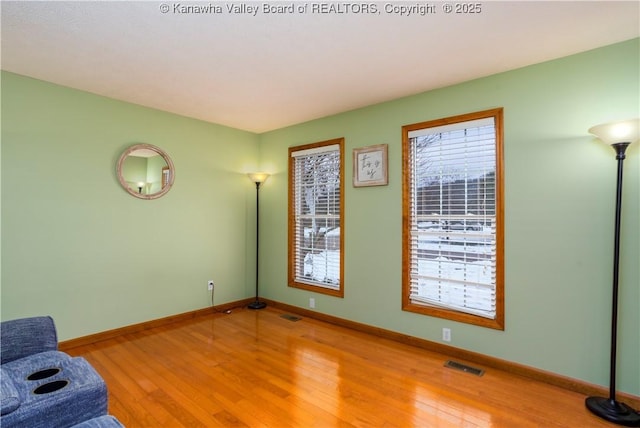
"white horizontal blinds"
408,117,497,319
292,144,341,290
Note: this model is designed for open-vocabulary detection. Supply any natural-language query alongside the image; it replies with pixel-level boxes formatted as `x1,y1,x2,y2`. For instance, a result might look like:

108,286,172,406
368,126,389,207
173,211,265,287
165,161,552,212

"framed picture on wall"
353,144,388,187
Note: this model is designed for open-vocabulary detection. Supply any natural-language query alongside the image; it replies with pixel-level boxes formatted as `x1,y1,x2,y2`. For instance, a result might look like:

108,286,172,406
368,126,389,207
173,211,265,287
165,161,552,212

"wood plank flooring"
68,307,614,427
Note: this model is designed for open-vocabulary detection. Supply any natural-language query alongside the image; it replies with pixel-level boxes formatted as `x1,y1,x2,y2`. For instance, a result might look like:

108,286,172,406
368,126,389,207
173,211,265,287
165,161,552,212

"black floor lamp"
585,119,640,427
247,172,269,310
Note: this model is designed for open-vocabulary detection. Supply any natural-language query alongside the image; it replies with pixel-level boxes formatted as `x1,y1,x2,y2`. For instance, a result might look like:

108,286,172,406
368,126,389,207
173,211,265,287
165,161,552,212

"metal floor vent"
444,360,484,376
280,314,302,322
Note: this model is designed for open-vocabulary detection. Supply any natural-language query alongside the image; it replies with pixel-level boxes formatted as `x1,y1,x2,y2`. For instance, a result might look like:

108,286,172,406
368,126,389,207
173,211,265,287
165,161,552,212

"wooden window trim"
401,108,504,330
288,138,345,298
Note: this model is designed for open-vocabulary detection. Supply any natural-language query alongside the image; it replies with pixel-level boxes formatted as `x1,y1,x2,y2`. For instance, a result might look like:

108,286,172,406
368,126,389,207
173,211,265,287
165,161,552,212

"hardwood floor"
68,307,614,427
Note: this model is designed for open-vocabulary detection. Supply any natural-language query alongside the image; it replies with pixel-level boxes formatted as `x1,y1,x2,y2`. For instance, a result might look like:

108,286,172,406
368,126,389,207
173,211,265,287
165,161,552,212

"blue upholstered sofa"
1,316,123,427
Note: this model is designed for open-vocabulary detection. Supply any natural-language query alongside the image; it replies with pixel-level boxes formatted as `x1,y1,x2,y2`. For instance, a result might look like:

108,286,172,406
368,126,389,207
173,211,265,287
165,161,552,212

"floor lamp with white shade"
585,118,640,427
247,172,269,310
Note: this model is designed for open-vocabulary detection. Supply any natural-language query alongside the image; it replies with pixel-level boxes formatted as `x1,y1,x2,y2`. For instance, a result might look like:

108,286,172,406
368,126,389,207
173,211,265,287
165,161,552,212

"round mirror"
117,143,175,199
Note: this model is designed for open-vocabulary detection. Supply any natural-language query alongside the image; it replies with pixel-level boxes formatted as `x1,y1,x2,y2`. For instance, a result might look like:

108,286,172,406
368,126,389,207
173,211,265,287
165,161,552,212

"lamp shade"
589,118,640,145
247,172,270,184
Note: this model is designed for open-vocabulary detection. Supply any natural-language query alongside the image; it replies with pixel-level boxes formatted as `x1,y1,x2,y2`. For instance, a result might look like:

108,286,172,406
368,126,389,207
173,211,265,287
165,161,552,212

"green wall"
1,71,261,339
1,39,638,396
257,39,640,395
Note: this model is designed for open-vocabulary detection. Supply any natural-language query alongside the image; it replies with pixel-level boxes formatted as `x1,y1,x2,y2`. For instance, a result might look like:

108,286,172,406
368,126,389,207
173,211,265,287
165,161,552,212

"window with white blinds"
288,138,344,297
402,109,504,329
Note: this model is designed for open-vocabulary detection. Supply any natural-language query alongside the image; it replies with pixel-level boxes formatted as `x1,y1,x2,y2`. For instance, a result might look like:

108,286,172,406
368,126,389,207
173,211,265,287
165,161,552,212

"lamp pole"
247,173,269,310
585,120,639,427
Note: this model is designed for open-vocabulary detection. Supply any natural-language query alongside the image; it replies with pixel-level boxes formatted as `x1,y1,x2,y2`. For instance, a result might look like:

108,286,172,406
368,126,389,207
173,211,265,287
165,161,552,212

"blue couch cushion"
0,316,58,364
71,415,125,428
0,367,20,416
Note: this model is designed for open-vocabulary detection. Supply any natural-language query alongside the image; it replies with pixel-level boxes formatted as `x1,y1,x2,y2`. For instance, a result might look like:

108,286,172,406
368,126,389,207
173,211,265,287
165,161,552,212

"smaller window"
288,138,345,297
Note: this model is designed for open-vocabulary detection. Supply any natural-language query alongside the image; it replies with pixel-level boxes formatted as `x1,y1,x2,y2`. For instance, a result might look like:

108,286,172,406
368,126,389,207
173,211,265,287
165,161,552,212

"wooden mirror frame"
116,143,175,200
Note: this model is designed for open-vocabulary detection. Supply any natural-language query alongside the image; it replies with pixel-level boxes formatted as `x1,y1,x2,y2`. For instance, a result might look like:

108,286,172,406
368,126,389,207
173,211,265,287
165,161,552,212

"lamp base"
586,397,640,426
247,300,267,310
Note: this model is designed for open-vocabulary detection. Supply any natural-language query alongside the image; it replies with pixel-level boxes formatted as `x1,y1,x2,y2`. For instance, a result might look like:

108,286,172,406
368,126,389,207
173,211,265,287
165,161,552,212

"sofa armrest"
0,367,20,416
1,316,58,364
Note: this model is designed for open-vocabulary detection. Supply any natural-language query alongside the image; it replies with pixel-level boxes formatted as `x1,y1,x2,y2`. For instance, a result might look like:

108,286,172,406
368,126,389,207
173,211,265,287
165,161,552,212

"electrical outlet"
309,298,315,309
442,328,451,342
207,280,214,291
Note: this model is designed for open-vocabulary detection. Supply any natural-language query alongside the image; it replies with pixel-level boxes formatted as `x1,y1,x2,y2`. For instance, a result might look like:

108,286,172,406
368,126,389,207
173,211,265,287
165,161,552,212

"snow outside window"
288,139,344,297
402,109,504,330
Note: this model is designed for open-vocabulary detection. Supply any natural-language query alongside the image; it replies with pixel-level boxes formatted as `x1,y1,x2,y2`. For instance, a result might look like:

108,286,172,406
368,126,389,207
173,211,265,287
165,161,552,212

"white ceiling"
2,1,638,133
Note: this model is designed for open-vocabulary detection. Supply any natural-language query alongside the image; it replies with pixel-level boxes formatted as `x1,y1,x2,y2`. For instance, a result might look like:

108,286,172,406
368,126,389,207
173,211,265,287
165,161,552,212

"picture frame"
353,144,388,187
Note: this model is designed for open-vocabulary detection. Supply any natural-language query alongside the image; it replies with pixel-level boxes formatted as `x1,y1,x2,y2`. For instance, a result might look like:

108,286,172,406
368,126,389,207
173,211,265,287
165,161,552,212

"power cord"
209,286,242,314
